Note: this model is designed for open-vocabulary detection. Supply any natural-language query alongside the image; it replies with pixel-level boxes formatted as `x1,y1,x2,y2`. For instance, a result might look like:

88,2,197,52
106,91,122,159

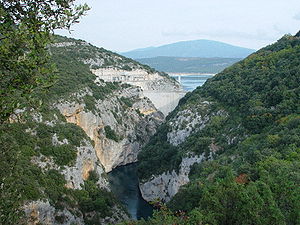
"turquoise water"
171,74,214,91
108,163,153,220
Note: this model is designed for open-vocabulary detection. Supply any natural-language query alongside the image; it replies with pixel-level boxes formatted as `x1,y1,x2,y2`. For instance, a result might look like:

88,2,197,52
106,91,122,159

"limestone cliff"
3,107,129,225
55,85,164,172
138,99,229,202
2,35,178,225
140,154,206,202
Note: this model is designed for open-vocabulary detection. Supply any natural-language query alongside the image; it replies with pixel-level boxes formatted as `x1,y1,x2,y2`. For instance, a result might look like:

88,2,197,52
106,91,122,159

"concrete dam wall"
143,91,186,116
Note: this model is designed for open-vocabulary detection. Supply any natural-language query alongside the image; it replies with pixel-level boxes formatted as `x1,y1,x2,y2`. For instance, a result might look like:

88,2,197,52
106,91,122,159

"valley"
1,2,299,224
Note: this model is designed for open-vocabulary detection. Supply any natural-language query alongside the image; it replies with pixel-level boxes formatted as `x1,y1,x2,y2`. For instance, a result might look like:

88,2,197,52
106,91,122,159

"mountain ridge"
136,56,242,74
122,39,255,59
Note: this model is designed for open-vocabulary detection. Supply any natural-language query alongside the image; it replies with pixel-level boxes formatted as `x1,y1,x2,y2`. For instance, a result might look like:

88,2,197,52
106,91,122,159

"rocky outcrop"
31,135,108,190
92,68,184,115
62,139,108,189
167,101,227,146
20,104,126,224
56,86,164,172
24,201,129,225
139,154,205,202
167,109,209,146
24,201,84,225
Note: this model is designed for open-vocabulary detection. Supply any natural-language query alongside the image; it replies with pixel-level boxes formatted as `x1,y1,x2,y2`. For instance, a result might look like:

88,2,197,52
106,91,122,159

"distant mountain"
136,56,241,74
121,40,255,59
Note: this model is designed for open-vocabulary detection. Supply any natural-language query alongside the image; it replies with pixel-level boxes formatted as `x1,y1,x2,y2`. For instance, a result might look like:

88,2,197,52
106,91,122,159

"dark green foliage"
120,96,133,107
138,124,182,180
0,1,89,123
33,122,87,166
199,35,300,133
0,123,71,224
136,33,300,224
0,122,118,224
104,125,120,142
74,171,117,224
83,95,97,112
44,45,120,104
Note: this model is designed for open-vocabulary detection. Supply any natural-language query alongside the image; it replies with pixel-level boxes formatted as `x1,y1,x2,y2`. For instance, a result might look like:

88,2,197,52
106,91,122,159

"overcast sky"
56,0,300,52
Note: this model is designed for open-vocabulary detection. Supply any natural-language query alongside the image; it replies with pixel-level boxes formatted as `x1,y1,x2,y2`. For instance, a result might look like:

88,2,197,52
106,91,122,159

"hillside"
136,56,241,73
121,39,255,59
134,33,300,224
0,35,177,224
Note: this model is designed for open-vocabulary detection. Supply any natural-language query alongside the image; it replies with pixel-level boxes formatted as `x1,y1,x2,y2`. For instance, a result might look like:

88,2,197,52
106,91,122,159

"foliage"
138,124,182,180
120,96,133,108
74,171,118,224
0,120,119,224
137,33,300,224
104,125,120,142
44,41,120,104
0,0,89,123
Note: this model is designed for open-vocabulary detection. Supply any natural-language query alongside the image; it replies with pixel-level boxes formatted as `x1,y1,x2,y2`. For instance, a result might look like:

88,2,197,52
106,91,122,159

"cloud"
293,12,300,20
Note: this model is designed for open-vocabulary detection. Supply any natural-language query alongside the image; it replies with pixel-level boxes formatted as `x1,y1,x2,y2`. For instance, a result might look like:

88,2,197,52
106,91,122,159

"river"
108,163,153,220
108,74,212,220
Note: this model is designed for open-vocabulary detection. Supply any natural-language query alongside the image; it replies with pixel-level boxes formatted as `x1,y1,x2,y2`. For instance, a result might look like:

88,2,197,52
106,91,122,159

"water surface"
108,163,153,220
171,74,214,91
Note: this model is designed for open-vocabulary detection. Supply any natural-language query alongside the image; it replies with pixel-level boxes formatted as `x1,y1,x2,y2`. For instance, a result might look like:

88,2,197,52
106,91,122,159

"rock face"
138,100,228,202
140,154,205,202
20,109,127,225
20,36,184,224
56,86,164,172
167,108,210,146
31,138,108,190
24,201,84,225
166,101,227,146
92,68,185,116
24,201,129,225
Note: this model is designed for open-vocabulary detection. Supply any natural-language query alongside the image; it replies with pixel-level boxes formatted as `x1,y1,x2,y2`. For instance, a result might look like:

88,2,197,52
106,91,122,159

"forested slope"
0,35,166,225
134,33,300,224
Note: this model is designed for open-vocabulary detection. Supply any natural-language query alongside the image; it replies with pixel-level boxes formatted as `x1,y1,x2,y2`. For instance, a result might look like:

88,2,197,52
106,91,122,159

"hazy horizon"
56,0,300,52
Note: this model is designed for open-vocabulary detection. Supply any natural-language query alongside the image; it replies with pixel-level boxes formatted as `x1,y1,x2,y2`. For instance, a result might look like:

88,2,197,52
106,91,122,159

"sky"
56,0,300,52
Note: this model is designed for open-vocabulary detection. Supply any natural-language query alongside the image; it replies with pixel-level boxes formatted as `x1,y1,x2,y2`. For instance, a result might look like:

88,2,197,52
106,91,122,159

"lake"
170,74,214,91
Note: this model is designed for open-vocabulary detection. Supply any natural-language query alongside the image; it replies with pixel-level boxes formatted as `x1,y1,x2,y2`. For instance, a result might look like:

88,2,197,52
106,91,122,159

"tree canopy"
0,0,89,123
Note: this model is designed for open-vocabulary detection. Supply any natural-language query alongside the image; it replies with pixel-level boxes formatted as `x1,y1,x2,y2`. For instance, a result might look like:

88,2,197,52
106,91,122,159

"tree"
0,0,90,123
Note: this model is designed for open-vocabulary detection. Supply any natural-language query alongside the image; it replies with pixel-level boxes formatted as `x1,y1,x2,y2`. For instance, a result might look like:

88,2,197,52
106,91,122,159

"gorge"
1,32,300,225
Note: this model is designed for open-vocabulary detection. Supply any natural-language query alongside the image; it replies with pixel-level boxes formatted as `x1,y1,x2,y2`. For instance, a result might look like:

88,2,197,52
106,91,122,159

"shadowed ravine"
108,163,153,220
107,75,212,220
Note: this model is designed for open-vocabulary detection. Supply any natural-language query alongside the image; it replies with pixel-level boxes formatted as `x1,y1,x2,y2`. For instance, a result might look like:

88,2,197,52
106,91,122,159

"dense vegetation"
136,56,241,73
0,34,132,224
2,28,177,223
0,0,89,123
0,121,119,224
105,125,121,142
136,33,300,224
47,38,121,103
